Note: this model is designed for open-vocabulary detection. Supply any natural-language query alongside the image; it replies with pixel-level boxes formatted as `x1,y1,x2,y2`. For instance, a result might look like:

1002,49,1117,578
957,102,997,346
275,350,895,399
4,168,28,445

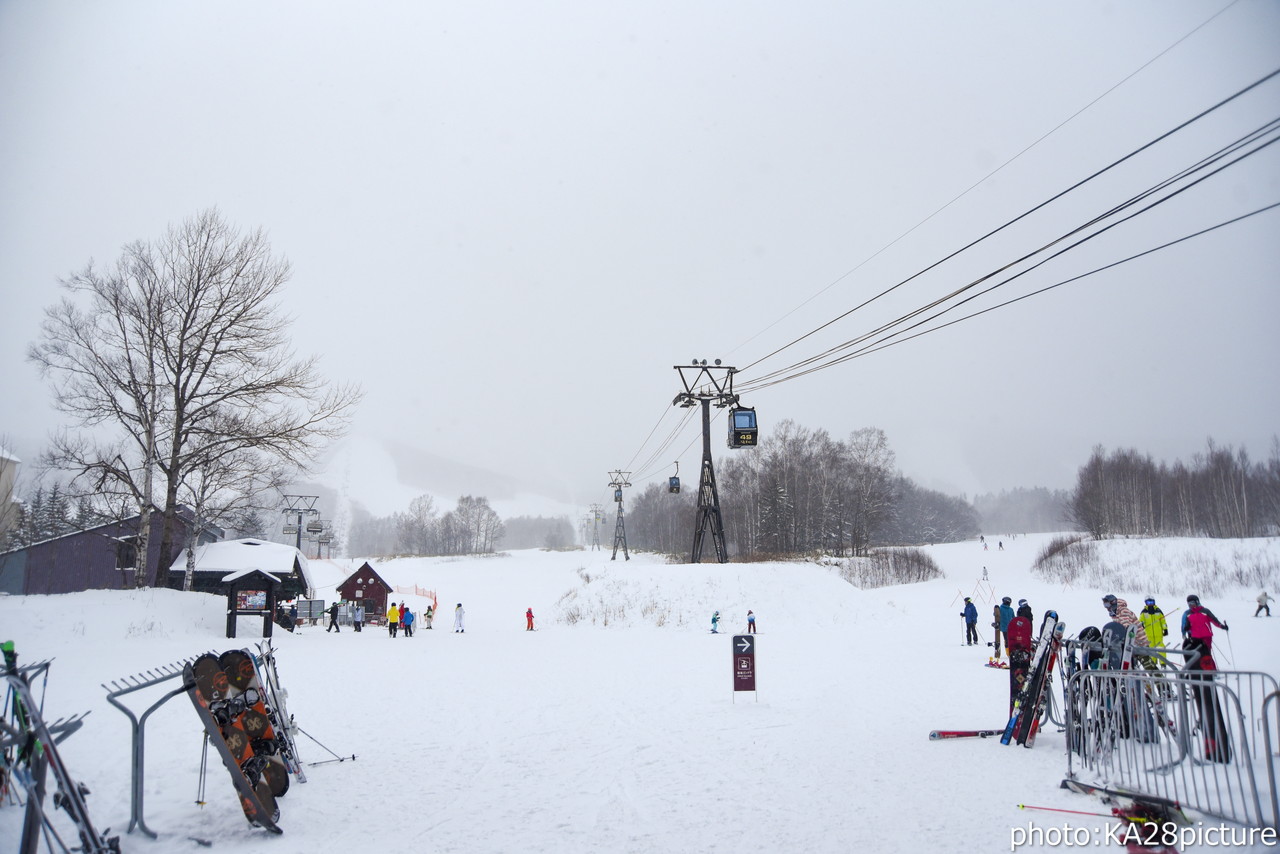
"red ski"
929,729,1001,740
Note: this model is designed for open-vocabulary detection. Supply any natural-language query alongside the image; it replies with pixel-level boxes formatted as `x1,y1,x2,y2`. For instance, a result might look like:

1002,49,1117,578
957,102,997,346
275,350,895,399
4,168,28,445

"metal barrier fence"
1064,654,1280,829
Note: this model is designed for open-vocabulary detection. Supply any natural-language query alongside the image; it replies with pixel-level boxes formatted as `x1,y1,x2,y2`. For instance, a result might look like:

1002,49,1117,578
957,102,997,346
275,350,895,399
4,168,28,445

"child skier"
711,611,721,633
526,608,535,631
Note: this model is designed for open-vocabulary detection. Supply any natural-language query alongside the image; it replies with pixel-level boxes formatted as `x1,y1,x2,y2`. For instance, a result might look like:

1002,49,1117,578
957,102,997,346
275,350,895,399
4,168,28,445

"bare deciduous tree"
29,209,362,587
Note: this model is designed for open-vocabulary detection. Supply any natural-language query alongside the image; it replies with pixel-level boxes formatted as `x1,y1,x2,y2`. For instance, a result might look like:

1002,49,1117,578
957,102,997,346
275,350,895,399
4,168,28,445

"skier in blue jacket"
997,597,1015,656
711,611,721,633
961,598,979,645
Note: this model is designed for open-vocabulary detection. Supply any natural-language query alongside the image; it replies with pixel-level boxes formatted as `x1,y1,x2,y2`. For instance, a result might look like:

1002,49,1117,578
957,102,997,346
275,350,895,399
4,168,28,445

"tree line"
623,421,980,558
1067,440,1280,539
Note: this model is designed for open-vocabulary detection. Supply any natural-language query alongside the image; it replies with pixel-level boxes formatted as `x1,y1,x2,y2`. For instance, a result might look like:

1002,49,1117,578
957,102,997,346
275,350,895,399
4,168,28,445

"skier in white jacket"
454,603,466,633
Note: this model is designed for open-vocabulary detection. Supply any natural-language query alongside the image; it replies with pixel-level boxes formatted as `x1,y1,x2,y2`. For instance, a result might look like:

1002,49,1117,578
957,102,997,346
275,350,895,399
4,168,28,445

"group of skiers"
964,595,1036,653
966,589,1251,670
384,601,437,637
710,610,756,633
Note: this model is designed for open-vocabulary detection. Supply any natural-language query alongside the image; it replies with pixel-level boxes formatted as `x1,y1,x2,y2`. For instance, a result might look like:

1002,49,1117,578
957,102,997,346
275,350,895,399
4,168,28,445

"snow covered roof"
220,567,283,584
0,446,18,463
171,538,312,593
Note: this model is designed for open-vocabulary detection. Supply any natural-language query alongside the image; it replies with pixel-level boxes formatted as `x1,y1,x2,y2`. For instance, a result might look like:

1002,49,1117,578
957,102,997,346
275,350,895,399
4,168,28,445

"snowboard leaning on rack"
185,652,284,834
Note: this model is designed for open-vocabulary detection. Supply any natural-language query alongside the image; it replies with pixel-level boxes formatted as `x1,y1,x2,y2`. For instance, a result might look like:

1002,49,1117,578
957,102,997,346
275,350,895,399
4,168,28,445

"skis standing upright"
1016,620,1065,746
2,641,120,854
254,640,307,783
1005,616,1033,714
1001,611,1058,745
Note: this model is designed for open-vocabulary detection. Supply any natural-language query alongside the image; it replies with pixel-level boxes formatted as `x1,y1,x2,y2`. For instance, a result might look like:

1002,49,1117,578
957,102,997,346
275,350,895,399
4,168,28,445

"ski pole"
296,726,357,764
1017,804,1112,819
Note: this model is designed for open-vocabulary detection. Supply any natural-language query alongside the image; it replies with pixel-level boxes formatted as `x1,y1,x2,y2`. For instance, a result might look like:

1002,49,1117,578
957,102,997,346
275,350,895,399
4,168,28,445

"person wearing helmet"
961,597,979,645
996,597,1015,657
710,610,721,634
1016,599,1033,621
1139,597,1168,665
1102,594,1149,649
1181,595,1226,665
1139,597,1167,648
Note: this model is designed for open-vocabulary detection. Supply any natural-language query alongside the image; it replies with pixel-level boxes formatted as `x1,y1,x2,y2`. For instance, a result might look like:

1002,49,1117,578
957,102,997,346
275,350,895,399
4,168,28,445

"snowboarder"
353,603,365,632
961,597,978,645
998,541,1004,551
399,602,408,634
402,607,414,637
526,608,535,631
711,611,721,633
747,610,756,634
1016,599,1033,621
1256,591,1274,617
387,602,400,638
1182,594,1227,658
425,604,434,629
326,601,340,633
454,603,466,633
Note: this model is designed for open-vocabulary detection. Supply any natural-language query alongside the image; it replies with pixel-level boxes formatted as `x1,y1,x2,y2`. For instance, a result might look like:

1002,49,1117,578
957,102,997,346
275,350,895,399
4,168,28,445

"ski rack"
102,652,213,839
4,649,120,854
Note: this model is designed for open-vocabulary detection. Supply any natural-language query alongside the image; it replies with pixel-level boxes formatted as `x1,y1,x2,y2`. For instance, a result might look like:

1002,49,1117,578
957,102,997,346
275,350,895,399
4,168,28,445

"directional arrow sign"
736,636,753,655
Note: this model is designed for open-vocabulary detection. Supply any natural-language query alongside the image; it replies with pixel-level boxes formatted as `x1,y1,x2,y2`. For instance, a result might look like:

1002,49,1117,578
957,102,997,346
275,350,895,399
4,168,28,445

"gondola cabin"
728,407,758,448
614,488,623,503
668,476,681,494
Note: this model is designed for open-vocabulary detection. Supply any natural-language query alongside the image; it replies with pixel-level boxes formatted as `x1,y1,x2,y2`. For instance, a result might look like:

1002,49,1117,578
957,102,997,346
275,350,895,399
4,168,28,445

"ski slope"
2,534,1277,853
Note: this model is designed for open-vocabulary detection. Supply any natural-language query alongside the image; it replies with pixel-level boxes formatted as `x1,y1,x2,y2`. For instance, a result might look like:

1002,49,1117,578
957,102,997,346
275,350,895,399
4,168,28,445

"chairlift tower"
673,360,754,563
280,494,320,553
607,472,631,561
588,503,603,551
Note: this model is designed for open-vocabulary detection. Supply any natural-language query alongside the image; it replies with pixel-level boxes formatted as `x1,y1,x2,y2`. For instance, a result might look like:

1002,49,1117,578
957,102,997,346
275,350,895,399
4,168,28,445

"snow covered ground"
2,534,1277,853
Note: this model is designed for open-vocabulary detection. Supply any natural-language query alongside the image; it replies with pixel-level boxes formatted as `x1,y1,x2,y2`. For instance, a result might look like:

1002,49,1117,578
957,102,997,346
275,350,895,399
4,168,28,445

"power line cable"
743,195,1280,390
736,66,1280,378
722,0,1247,362
737,114,1280,390
785,201,1280,374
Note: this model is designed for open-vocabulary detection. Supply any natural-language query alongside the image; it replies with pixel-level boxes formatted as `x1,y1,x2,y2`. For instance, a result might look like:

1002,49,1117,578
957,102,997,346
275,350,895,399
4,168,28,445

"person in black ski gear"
961,598,978,645
1016,599,1033,621
326,601,340,632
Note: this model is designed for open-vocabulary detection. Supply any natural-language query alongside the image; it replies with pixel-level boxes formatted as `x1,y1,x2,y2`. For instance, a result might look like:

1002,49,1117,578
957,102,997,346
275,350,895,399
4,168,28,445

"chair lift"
728,406,758,448
668,461,681,494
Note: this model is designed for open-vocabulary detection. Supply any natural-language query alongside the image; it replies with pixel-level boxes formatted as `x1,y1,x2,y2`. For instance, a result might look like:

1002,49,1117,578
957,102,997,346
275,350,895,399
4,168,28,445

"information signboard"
733,634,756,692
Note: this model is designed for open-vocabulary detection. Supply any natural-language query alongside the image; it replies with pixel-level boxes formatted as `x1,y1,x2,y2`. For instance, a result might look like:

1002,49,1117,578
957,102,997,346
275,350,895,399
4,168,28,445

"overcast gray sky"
2,1,1277,516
